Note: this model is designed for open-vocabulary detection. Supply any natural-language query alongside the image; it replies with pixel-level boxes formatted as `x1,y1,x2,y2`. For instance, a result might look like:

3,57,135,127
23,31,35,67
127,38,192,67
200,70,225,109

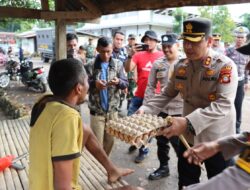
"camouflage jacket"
85,56,128,114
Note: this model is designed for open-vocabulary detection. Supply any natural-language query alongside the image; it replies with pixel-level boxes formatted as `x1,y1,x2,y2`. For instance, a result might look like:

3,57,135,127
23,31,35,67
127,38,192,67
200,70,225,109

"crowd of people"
28,16,250,190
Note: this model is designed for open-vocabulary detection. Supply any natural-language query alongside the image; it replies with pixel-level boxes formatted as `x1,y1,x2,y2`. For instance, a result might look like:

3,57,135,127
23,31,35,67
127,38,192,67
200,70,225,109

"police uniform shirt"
226,46,250,83
141,49,238,144
143,57,183,116
112,47,128,64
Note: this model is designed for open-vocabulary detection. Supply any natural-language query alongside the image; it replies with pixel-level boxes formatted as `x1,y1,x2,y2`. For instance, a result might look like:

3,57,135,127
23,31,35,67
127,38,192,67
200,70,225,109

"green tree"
0,0,55,32
240,13,250,29
198,6,236,43
172,8,187,34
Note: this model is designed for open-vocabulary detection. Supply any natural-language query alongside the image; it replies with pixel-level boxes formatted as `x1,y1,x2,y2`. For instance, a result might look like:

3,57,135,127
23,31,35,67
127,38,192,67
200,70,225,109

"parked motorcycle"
0,58,47,93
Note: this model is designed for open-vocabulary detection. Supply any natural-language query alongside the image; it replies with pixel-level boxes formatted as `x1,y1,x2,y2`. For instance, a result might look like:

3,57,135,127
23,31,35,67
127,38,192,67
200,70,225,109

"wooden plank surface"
0,117,127,190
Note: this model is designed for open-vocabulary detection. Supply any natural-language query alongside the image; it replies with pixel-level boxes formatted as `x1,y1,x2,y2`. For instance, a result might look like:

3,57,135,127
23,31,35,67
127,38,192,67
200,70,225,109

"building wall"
21,38,35,55
79,24,170,46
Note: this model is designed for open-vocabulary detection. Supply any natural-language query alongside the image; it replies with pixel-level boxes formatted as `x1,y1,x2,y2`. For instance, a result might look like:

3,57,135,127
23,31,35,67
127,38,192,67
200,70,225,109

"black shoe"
148,166,170,180
134,151,148,163
128,145,137,154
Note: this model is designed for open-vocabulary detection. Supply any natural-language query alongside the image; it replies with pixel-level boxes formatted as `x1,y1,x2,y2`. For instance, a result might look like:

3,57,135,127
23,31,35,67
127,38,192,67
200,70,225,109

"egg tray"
106,114,172,147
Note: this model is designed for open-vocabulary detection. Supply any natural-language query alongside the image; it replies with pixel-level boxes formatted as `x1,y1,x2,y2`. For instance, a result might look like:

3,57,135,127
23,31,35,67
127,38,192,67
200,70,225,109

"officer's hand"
95,80,107,90
135,109,144,115
159,117,187,138
183,141,220,165
108,77,119,86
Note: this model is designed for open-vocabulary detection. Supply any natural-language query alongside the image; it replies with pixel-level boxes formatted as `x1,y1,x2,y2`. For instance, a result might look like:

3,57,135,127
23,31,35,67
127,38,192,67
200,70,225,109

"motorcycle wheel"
40,83,47,93
0,73,10,88
35,81,47,93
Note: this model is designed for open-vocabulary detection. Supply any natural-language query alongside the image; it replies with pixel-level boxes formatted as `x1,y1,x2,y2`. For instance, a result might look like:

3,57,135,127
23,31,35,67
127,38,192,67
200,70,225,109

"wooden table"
0,117,128,190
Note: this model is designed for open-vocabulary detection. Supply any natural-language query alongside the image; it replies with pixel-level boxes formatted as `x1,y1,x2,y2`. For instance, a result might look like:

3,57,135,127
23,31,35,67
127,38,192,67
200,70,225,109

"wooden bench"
0,117,128,190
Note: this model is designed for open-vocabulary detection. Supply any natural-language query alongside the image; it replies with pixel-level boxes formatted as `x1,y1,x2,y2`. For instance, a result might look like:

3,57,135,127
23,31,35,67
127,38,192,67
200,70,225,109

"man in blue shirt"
85,37,128,155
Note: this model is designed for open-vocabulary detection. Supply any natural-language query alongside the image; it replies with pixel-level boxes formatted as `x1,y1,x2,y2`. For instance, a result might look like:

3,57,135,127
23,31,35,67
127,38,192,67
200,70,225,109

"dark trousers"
234,80,245,134
156,112,180,167
177,141,234,190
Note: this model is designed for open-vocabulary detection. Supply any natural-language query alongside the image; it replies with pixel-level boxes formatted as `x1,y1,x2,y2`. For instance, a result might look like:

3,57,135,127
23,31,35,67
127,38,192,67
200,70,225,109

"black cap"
161,33,178,45
212,33,221,40
128,34,136,39
181,17,212,42
141,30,160,42
237,42,250,55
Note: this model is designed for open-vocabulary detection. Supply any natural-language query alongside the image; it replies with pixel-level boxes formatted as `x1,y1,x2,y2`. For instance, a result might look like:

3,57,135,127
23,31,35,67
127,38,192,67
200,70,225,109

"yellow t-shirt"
29,101,83,190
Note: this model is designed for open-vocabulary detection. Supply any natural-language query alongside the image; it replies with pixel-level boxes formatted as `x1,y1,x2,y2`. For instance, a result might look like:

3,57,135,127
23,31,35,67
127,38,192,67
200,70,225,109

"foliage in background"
172,8,188,34
240,13,250,29
198,6,236,43
0,0,55,32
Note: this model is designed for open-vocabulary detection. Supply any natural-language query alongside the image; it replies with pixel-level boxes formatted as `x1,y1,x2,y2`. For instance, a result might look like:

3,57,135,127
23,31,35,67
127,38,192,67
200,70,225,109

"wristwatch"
186,118,196,135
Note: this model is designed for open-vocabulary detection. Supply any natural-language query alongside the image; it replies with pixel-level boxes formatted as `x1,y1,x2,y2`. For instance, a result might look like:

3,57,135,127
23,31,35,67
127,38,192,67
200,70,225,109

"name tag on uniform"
176,76,187,80
156,68,166,78
202,77,218,81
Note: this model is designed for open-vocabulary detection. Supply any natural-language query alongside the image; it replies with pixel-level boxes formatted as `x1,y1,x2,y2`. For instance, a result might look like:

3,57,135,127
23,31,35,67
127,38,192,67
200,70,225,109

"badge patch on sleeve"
219,73,231,83
219,65,232,84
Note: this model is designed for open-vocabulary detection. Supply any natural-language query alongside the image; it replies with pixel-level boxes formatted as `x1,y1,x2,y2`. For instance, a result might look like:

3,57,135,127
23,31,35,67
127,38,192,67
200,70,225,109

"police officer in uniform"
145,33,183,180
212,33,225,54
137,17,238,189
225,26,250,134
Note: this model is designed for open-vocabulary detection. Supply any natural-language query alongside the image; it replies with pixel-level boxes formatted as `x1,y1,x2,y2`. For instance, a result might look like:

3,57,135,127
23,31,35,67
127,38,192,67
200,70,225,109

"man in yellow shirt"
29,58,142,190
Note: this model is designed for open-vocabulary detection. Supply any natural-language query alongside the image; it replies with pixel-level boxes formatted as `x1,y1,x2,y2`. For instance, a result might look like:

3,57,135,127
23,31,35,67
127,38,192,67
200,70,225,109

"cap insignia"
163,36,168,41
239,27,244,33
185,23,193,33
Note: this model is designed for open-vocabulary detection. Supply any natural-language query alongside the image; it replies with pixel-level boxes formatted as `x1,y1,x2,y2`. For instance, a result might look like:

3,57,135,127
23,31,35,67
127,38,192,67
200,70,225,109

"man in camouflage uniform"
85,37,96,63
138,17,238,189
225,26,250,134
85,37,128,155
